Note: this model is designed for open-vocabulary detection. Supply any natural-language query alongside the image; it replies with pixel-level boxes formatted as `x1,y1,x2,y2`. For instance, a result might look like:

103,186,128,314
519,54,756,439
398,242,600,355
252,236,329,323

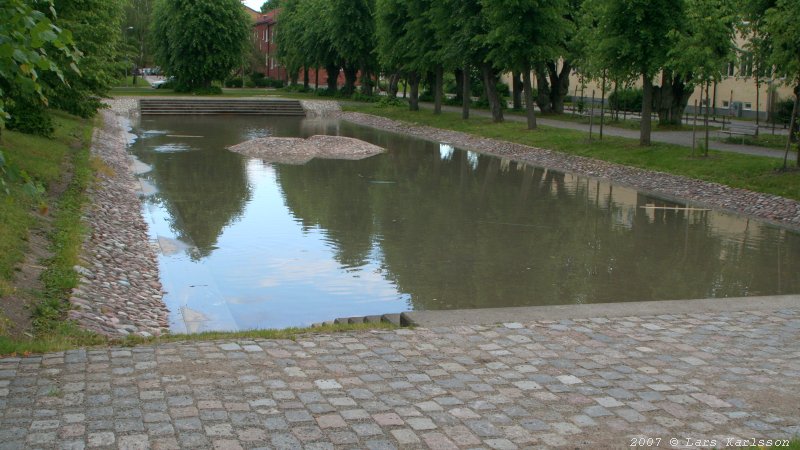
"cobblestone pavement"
1,309,799,449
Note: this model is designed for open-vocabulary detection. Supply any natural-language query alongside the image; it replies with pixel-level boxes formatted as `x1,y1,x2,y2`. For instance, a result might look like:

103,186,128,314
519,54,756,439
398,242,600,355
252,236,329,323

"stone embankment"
340,111,800,230
301,99,342,118
68,99,169,337
229,135,385,164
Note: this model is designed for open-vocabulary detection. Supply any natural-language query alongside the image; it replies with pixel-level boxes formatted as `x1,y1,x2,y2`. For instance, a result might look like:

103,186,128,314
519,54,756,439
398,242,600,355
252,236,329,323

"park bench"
719,123,758,143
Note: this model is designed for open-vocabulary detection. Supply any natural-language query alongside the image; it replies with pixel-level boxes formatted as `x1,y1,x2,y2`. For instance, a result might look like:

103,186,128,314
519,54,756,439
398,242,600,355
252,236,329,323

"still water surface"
129,115,800,332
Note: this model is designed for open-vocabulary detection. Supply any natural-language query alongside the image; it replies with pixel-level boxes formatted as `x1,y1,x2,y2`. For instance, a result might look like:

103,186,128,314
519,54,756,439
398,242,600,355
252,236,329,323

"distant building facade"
502,34,795,120
249,6,345,87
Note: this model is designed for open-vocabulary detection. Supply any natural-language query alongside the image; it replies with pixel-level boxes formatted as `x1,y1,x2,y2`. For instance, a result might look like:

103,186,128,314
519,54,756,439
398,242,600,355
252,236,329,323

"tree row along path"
418,103,788,159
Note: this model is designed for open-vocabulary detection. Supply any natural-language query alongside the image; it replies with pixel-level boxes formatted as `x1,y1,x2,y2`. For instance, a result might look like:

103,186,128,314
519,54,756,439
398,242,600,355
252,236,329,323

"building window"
739,53,753,77
726,62,735,77
744,103,752,110
264,29,268,42
270,58,275,69
722,100,729,107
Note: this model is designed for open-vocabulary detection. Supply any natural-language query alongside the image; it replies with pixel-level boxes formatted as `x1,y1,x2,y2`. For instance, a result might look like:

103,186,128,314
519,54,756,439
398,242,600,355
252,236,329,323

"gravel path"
67,100,169,337
0,309,797,449
339,111,800,230
409,103,789,159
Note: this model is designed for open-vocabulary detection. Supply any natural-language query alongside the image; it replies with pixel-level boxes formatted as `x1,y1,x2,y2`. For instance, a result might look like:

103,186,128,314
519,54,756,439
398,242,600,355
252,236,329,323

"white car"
151,77,174,89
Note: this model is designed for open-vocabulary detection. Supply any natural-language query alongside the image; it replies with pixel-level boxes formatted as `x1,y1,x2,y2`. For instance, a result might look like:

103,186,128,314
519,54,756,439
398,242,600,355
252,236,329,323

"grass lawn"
344,104,800,201
718,132,793,151
0,111,95,347
0,112,83,298
522,110,713,132
0,321,396,356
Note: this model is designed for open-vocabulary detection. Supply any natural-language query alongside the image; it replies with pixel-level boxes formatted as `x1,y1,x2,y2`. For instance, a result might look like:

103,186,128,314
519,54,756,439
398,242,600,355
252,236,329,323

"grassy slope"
344,104,800,201
0,113,78,297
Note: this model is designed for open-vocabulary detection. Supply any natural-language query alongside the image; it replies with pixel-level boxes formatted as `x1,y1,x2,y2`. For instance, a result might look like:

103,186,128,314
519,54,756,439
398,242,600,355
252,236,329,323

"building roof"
255,9,280,26
242,3,262,21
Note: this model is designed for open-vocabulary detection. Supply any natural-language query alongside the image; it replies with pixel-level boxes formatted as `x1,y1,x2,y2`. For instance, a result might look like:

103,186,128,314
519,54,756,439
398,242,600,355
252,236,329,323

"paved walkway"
1,308,798,449
423,104,789,159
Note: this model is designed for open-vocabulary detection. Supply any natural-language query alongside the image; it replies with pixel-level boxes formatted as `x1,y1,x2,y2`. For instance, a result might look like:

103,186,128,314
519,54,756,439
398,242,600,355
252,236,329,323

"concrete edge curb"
399,295,799,327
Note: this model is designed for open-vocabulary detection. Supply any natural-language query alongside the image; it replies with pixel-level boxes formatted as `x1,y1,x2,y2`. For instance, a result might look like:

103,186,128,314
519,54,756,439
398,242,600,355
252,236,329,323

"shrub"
351,92,378,103
608,88,643,112
225,78,244,88
377,96,405,107
774,98,795,124
5,96,54,137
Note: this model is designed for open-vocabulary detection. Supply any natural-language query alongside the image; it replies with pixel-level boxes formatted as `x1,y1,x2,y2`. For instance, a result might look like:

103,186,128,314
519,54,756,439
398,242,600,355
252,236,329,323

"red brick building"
251,8,345,87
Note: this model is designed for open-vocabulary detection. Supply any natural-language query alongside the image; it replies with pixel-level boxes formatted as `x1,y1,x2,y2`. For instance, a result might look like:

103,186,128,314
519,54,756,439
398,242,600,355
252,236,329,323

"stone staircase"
310,312,414,328
139,98,306,116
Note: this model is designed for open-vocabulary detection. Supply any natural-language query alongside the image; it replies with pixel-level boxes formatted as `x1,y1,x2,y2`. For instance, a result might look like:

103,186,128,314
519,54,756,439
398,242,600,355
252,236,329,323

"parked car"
151,76,174,89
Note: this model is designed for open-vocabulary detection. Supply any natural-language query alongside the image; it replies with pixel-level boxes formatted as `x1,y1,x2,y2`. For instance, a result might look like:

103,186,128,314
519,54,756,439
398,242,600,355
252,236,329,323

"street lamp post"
126,27,134,86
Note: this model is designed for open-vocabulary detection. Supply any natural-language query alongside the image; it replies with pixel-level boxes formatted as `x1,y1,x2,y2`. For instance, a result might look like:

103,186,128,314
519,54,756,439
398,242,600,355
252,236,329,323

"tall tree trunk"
512,71,522,110
547,60,572,114
325,63,339,92
786,85,800,169
434,65,443,114
408,72,420,111
535,63,552,114
388,72,400,98
654,72,692,125
360,69,372,95
704,81,711,157
303,67,309,89
462,65,470,120
523,64,536,130
481,64,503,122
641,74,653,146
793,85,800,147
454,68,464,102
342,64,358,95
426,71,435,98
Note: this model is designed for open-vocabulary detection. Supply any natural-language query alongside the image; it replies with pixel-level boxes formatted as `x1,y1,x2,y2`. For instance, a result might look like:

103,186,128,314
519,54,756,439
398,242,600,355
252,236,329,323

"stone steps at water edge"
139,99,306,116
310,312,415,328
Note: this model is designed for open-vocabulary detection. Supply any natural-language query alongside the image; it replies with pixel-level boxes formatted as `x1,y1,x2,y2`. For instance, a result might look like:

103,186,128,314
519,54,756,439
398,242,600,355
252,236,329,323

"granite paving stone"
1,308,798,448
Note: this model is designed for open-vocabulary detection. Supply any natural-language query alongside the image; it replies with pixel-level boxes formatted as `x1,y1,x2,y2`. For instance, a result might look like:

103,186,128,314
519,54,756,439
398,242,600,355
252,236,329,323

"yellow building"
504,35,796,120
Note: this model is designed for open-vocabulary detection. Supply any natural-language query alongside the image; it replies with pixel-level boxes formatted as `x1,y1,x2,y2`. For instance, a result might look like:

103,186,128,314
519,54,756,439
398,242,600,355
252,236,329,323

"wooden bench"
719,123,758,143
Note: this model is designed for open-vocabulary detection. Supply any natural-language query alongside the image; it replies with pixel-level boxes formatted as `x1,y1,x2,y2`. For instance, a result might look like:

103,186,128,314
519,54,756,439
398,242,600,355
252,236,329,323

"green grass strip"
0,322,396,356
344,104,800,201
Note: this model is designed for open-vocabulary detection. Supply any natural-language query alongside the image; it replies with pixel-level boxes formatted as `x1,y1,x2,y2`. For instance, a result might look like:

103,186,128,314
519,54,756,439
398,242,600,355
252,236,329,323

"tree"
261,0,282,12
376,0,438,110
764,0,800,167
533,0,582,114
151,0,250,91
429,0,505,121
123,0,154,86
481,0,569,129
0,0,80,129
41,0,125,118
274,0,305,84
586,0,684,145
328,0,376,95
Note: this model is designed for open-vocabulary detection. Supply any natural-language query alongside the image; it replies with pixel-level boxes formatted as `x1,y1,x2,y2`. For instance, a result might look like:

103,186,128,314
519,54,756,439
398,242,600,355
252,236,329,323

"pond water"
129,115,800,332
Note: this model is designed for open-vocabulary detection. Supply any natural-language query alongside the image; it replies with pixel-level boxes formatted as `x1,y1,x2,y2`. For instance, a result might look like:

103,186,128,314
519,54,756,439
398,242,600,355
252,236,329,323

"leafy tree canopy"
0,0,80,127
44,0,125,117
152,0,250,90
